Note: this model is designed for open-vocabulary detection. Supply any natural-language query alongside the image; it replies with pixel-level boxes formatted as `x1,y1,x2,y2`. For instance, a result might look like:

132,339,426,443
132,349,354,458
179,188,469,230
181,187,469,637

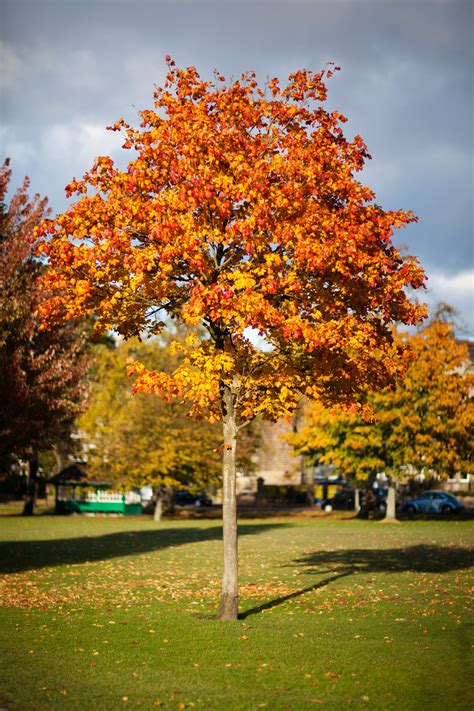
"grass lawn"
0,513,472,710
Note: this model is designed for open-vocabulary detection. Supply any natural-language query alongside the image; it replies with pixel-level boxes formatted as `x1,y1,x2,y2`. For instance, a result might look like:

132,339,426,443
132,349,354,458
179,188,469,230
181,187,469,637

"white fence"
57,487,141,503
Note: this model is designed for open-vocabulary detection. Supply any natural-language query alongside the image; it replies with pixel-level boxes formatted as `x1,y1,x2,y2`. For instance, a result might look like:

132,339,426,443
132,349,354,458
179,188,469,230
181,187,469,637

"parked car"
321,487,355,511
399,490,463,515
322,487,387,513
371,488,389,514
173,489,212,507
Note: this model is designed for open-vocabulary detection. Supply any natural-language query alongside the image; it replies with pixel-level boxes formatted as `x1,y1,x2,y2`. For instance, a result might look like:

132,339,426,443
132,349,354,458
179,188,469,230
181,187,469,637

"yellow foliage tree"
291,319,474,516
78,337,222,515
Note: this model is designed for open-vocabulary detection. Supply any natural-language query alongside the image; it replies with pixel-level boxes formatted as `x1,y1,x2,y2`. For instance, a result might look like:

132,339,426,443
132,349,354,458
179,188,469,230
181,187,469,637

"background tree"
291,318,474,517
0,160,91,514
78,335,223,519
38,60,426,618
378,320,473,481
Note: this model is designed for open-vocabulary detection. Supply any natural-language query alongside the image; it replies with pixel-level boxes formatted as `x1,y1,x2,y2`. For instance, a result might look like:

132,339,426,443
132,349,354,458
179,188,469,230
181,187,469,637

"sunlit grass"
0,515,472,710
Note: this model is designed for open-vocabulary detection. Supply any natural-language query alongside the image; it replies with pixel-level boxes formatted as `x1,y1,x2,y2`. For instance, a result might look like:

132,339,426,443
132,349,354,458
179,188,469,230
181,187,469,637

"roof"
50,463,87,483
55,479,112,488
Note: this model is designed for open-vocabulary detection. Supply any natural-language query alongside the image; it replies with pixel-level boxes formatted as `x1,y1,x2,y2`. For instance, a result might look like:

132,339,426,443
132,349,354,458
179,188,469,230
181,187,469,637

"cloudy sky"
1,0,473,334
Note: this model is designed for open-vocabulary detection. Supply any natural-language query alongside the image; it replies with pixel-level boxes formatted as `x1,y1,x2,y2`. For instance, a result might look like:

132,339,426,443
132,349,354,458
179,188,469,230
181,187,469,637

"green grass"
0,514,473,710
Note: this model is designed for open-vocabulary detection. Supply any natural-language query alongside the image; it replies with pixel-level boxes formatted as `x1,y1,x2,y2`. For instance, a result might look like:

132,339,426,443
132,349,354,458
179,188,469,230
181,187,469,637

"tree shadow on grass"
239,570,354,619
240,544,474,619
0,522,292,574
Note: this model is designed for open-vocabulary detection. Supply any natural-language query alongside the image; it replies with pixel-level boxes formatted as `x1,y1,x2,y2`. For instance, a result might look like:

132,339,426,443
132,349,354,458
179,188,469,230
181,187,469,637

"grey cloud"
1,0,472,333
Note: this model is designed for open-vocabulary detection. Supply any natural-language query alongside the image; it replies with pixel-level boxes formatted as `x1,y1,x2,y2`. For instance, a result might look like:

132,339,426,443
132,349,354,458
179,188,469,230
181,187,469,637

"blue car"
399,490,463,515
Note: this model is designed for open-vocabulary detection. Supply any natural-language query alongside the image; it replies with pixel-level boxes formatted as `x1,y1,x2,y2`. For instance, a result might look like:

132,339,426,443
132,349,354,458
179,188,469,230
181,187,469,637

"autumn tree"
37,60,426,618
78,335,223,519
379,320,473,480
0,160,91,514
291,319,474,517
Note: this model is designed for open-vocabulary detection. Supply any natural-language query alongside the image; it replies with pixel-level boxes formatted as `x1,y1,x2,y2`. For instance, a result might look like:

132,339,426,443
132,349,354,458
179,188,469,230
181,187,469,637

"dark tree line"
0,160,91,514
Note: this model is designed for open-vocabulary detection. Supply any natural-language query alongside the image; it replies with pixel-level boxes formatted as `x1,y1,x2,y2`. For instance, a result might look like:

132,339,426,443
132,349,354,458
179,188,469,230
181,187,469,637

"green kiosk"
52,465,142,515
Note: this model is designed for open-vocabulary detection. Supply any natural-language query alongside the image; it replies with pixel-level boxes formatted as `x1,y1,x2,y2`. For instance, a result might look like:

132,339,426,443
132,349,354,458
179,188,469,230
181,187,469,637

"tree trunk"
354,486,360,513
153,491,163,521
357,486,373,519
164,484,175,514
385,482,397,520
218,383,238,621
22,454,39,516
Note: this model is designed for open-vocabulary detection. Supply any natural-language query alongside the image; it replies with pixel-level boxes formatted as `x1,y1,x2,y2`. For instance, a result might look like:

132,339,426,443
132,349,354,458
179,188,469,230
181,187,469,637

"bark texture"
218,383,239,620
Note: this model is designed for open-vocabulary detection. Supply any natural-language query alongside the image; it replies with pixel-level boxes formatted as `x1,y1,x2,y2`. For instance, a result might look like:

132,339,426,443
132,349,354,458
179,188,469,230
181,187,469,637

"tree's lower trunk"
357,473,376,519
218,383,238,621
354,486,360,513
356,486,370,519
163,484,175,514
153,493,163,521
22,454,39,516
385,482,397,520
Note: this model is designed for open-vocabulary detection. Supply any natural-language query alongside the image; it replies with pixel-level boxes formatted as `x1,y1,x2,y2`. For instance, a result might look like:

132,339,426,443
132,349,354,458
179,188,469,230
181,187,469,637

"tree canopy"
38,61,426,423
0,160,91,466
